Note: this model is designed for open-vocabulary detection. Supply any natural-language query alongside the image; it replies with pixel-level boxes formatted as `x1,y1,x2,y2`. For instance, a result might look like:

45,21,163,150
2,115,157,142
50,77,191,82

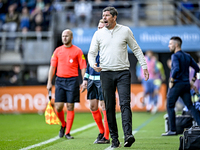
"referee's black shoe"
124,135,135,147
59,125,66,138
65,133,74,139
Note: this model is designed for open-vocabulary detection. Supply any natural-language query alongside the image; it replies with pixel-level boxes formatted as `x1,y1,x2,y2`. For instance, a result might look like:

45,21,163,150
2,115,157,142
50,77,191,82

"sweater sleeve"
88,31,99,69
126,28,147,69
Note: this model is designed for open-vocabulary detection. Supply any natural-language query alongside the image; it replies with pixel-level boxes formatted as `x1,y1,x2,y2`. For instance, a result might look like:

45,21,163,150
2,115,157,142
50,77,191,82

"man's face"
62,30,72,45
168,40,175,53
98,22,104,30
102,11,116,29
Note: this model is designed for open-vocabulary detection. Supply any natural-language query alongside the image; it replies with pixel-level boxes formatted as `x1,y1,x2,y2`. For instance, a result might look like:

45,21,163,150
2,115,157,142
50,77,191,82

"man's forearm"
47,66,56,84
81,68,86,80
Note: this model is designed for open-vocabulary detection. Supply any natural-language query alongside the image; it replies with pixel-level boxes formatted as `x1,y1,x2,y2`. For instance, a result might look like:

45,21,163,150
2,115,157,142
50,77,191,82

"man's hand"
143,69,149,81
80,80,88,93
169,78,174,89
47,82,52,91
93,63,102,72
169,81,174,89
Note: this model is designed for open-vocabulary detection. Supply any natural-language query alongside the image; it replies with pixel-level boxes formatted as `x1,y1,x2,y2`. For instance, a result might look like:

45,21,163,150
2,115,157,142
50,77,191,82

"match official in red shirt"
47,29,87,139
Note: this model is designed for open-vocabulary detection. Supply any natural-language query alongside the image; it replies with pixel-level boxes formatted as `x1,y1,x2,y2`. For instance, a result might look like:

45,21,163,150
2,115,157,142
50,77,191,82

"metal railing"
175,1,200,26
1,0,200,66
0,31,54,65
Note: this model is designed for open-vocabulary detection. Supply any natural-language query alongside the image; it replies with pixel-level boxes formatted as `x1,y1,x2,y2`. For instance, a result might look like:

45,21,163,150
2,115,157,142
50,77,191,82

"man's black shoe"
162,131,177,136
59,125,66,138
124,135,135,147
65,133,74,139
97,137,110,144
111,139,120,148
93,133,104,144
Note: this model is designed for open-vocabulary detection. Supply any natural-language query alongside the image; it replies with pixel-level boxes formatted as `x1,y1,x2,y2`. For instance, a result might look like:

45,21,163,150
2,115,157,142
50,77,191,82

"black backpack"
179,126,200,150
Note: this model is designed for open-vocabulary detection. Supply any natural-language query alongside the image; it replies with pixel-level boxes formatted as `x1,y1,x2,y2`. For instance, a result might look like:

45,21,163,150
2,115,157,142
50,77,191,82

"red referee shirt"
51,45,87,78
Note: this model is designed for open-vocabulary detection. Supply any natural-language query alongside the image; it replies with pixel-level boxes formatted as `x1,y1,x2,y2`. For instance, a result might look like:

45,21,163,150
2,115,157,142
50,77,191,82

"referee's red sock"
56,110,66,127
103,110,110,140
66,110,74,134
91,109,104,134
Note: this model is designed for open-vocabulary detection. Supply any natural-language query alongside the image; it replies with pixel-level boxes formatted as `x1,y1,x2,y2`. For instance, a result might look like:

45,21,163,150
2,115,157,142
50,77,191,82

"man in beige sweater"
88,7,149,148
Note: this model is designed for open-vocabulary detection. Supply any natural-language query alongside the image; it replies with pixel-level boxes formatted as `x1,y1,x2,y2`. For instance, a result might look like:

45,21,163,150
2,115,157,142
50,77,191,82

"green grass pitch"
0,112,181,150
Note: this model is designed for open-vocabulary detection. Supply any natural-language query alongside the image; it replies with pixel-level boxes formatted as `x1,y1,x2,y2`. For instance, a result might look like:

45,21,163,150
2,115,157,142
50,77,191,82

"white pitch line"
19,122,97,150
19,113,121,150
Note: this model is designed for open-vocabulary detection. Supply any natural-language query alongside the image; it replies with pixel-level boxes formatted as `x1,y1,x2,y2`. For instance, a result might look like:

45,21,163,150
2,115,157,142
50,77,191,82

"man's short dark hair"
103,7,118,17
170,36,182,47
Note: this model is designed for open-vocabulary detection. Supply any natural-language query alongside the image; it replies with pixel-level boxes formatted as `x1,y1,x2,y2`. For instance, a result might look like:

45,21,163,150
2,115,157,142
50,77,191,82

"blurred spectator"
20,0,36,12
189,55,200,98
7,0,21,12
92,0,105,25
65,0,75,25
2,3,19,32
30,0,52,31
30,0,45,18
19,6,30,33
120,0,132,18
1,4,19,51
195,1,200,20
30,11,46,32
93,0,104,9
151,53,166,114
0,70,12,86
74,0,92,28
24,69,40,85
9,65,23,85
136,50,157,112
107,0,117,8
0,0,8,30
52,0,63,11
42,1,53,29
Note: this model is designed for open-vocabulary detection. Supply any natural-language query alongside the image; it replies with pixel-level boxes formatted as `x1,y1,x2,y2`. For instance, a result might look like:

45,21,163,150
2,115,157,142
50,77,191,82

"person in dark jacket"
162,36,200,136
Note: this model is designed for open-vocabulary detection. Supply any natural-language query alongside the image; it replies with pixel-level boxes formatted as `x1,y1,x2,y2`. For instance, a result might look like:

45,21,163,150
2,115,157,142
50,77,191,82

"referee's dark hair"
170,36,182,47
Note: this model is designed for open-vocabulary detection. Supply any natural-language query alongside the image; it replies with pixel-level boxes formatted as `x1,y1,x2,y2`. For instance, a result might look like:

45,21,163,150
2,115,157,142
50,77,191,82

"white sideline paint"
19,122,96,150
19,113,121,150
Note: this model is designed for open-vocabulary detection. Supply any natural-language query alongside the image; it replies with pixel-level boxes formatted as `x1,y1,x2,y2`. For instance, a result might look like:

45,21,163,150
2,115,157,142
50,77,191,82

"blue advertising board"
72,25,200,53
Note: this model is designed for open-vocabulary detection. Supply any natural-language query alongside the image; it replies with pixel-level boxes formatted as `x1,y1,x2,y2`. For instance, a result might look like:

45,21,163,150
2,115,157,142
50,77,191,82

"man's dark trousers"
100,70,132,140
167,82,200,132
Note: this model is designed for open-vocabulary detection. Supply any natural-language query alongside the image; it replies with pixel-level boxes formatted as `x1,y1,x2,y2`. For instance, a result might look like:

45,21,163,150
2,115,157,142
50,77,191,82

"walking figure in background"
136,50,156,112
151,53,166,114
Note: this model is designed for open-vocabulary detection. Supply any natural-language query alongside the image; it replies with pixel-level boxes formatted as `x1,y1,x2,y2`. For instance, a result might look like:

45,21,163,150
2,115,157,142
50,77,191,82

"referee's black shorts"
55,76,80,103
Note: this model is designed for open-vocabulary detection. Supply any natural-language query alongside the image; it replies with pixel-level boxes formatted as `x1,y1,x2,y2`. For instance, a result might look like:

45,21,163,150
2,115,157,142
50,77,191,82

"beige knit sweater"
88,24,147,71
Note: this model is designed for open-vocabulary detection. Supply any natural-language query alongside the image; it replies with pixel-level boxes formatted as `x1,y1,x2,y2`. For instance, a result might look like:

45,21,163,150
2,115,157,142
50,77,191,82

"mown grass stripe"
104,113,161,150
19,113,121,150
133,113,161,132
19,122,97,150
